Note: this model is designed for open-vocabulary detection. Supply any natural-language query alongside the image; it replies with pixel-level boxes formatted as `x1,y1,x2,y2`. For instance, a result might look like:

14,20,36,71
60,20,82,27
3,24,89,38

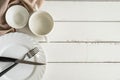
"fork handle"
0,63,18,77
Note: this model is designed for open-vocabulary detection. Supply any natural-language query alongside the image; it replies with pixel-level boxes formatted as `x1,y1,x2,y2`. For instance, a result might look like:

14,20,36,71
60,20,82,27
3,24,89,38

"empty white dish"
0,32,46,80
5,5,29,29
29,11,54,36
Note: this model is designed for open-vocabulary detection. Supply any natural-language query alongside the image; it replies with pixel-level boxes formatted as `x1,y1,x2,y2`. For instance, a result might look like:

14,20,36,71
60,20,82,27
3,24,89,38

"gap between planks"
39,41,120,44
47,62,120,63
54,21,120,22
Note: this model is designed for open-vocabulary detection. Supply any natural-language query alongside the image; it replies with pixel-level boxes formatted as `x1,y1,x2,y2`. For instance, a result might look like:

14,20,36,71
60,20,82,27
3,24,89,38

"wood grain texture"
42,63,120,80
42,1,120,21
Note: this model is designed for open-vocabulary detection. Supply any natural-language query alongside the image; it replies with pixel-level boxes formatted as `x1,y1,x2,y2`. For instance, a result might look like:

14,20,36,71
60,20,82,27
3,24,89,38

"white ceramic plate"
0,32,46,80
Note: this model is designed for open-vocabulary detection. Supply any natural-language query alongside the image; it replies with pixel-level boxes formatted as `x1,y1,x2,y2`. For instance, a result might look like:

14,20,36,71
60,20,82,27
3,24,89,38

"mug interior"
5,5,29,29
29,11,54,36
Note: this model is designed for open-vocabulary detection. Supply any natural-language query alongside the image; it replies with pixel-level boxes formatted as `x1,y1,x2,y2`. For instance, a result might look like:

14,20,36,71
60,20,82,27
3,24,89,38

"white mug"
5,5,29,29
29,10,54,36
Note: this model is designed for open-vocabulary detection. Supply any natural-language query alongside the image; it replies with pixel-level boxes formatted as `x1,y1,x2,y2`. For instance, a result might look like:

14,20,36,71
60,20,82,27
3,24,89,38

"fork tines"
27,47,39,58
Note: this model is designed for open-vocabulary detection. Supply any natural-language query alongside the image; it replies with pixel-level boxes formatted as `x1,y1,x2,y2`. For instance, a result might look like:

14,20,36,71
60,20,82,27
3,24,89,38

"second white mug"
29,11,54,36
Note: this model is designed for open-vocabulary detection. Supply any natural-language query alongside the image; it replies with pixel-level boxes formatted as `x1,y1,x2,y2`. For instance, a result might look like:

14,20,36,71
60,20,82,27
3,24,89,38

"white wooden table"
19,0,120,80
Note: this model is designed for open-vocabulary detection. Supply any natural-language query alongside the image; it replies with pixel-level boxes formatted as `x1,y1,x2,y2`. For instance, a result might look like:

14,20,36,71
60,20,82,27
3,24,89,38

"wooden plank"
46,22,120,41
42,1,120,21
41,43,120,62
42,63,120,80
41,43,87,62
